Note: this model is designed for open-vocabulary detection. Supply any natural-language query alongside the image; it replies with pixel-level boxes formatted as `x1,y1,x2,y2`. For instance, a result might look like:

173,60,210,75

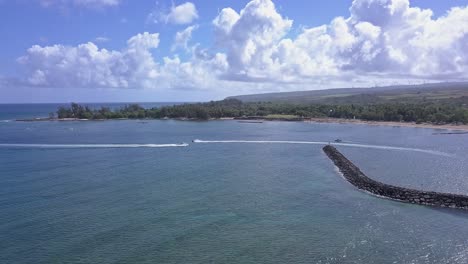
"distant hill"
227,82,468,105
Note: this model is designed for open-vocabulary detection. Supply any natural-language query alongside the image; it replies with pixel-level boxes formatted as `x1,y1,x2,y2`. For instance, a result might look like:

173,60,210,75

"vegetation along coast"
17,82,468,131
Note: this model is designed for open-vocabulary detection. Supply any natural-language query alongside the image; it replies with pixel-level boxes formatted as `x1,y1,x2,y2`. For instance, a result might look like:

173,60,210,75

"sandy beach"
15,116,468,132
306,118,468,132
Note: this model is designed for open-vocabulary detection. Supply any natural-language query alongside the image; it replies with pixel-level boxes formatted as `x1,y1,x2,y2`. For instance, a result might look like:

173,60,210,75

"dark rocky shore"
323,145,468,210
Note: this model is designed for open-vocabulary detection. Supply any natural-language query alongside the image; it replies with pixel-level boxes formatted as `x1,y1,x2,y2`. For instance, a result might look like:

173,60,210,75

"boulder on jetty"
323,145,468,210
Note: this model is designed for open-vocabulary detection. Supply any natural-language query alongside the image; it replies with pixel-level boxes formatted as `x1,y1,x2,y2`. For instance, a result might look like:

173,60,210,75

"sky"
0,0,467,103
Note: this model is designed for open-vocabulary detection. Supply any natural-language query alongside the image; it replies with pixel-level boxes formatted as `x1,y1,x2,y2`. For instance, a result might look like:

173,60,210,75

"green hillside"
227,82,468,105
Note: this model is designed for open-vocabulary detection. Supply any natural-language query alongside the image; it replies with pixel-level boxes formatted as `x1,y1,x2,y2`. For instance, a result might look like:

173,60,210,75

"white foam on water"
192,139,452,157
333,142,452,157
0,143,189,149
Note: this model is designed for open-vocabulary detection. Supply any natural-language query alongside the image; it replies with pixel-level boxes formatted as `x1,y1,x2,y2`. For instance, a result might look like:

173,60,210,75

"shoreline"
14,116,468,132
306,118,468,132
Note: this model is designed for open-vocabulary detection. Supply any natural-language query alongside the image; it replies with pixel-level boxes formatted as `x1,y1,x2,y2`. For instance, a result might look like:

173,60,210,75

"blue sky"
1,0,467,103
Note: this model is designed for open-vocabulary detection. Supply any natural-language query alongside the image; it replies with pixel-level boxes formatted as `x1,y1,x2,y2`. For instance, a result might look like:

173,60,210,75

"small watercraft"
334,139,342,143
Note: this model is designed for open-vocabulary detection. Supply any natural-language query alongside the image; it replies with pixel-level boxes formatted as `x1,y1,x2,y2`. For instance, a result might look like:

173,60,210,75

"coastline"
14,116,468,132
306,118,468,132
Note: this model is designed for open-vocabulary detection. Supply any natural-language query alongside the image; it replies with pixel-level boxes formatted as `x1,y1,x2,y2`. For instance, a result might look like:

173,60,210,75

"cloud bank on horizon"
4,0,468,97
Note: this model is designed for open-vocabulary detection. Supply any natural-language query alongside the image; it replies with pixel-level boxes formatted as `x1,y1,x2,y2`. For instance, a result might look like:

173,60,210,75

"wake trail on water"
192,139,452,157
0,143,189,149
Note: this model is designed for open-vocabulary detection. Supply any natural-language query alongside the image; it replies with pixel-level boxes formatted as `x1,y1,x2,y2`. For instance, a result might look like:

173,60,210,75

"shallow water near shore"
1,106,468,263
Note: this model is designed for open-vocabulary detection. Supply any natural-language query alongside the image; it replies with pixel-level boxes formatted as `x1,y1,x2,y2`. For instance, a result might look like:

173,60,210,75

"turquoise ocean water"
1,104,468,263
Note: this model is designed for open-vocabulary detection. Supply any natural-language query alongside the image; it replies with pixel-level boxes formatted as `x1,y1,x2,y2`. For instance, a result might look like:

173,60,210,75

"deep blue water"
1,104,468,263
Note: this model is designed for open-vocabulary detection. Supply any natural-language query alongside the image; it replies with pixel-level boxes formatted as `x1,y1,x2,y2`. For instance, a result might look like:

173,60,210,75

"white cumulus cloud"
156,2,199,25
17,32,160,89
213,0,292,81
16,32,229,91
172,25,198,51
13,0,468,95
211,0,468,84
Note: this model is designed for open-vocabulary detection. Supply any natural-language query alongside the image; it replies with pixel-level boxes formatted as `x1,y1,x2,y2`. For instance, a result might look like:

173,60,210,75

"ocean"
1,104,468,263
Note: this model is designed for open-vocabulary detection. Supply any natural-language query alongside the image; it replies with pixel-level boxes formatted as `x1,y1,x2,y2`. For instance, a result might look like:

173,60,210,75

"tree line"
56,99,468,124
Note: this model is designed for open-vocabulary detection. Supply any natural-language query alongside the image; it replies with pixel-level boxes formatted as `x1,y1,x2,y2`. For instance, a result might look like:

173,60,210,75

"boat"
334,139,342,143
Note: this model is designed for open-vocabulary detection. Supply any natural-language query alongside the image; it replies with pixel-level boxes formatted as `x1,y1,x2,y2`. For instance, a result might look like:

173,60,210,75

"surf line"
0,143,189,149
192,139,452,157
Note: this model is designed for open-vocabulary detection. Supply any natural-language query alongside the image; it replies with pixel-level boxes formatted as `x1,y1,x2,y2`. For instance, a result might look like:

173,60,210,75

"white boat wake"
0,140,452,157
0,143,189,149
192,139,452,157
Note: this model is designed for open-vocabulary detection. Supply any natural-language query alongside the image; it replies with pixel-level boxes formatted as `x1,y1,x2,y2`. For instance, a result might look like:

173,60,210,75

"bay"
1,104,468,263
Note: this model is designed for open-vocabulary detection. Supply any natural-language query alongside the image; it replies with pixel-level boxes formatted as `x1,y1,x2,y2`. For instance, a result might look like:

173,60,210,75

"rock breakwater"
323,145,468,209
